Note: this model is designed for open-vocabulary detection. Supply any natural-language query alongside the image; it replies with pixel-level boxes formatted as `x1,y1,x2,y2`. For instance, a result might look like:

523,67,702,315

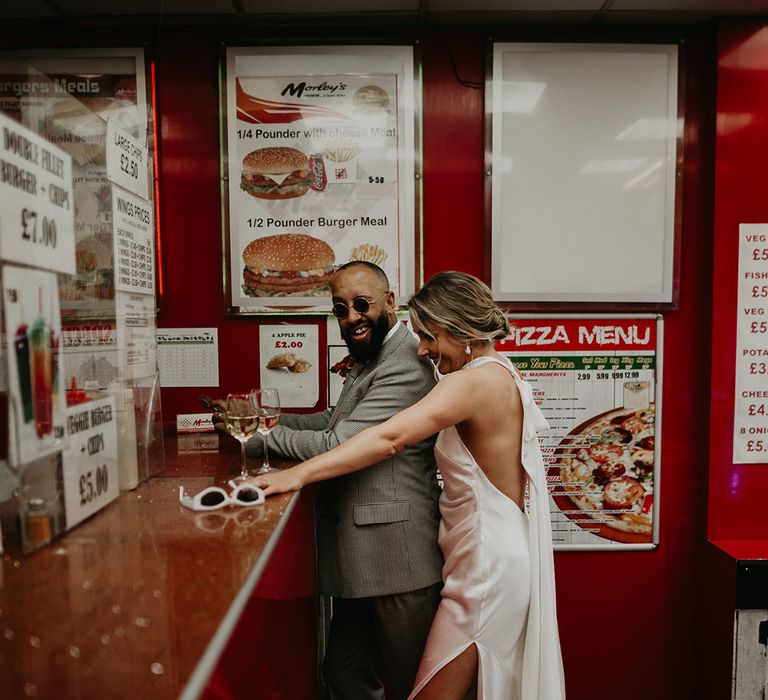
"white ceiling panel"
55,0,237,14
240,0,418,12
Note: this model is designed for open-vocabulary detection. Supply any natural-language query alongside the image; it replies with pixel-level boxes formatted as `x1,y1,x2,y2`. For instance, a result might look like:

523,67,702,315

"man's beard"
343,313,391,363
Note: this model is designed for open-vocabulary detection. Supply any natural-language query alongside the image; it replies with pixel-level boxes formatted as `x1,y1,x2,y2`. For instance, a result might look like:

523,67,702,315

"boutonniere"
330,354,356,380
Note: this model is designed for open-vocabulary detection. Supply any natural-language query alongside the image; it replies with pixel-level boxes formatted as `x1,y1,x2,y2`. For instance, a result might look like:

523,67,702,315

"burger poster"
224,46,417,313
497,316,662,550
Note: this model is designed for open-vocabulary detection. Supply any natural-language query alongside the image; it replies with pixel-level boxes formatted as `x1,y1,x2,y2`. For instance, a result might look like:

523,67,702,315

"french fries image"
349,244,387,267
322,139,361,163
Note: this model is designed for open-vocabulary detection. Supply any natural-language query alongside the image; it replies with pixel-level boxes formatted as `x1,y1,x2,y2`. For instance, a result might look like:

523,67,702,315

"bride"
249,271,565,700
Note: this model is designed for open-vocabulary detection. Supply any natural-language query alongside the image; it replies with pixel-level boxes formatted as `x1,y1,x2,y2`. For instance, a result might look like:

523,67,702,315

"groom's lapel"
327,324,408,428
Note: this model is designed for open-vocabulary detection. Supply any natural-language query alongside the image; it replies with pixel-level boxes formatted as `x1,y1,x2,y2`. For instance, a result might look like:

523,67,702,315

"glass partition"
0,48,162,552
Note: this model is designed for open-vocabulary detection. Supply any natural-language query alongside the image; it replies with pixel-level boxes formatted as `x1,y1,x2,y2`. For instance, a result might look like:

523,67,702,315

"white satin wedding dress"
408,356,565,700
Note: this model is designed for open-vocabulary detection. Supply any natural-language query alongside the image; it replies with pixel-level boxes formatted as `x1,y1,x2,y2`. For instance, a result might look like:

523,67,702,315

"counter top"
0,435,305,700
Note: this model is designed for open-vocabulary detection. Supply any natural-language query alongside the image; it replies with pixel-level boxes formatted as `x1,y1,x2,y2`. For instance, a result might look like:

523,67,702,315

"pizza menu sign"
224,46,417,313
497,316,661,550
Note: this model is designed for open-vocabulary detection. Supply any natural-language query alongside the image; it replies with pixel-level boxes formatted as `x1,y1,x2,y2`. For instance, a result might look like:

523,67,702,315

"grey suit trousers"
323,582,442,700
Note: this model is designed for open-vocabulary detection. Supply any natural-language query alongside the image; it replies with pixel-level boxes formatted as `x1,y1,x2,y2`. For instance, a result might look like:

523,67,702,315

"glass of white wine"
252,388,281,475
225,392,260,482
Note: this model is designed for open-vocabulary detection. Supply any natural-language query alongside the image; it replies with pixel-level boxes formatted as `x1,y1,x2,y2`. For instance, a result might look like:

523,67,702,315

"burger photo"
242,233,335,297
240,147,312,200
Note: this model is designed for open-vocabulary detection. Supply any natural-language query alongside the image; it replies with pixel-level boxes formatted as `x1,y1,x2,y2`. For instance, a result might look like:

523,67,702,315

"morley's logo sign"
281,81,348,98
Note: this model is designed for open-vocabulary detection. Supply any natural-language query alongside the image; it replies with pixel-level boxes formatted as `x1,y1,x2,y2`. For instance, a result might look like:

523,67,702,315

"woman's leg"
412,644,478,700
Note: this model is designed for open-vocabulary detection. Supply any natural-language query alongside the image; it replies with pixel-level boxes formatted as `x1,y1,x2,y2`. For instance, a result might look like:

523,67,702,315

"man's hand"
210,399,227,432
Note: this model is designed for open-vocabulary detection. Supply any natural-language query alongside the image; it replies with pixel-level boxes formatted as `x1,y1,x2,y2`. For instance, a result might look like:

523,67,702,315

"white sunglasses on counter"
178,481,265,511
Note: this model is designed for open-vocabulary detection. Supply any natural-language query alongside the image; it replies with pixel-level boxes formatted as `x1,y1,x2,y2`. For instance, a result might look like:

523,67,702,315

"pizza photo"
550,405,656,544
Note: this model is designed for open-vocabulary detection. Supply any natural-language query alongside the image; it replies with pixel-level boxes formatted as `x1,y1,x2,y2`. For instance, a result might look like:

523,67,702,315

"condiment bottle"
25,497,52,547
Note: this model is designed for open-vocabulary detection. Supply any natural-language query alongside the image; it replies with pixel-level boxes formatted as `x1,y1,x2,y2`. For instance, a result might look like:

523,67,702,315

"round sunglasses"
331,292,388,319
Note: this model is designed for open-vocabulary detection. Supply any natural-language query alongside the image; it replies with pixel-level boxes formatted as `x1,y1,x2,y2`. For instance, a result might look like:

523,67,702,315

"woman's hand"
246,467,304,497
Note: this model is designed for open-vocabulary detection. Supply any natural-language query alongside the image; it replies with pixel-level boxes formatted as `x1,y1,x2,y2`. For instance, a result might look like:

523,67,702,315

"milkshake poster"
2,265,66,466
224,46,417,313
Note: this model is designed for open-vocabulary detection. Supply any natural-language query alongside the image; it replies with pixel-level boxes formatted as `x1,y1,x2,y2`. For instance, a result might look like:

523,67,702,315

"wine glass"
225,392,260,482
252,388,281,475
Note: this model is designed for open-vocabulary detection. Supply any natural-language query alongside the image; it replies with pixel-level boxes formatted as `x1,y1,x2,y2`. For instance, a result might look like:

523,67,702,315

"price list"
112,187,154,295
62,396,119,529
733,224,768,463
106,120,149,200
0,114,75,274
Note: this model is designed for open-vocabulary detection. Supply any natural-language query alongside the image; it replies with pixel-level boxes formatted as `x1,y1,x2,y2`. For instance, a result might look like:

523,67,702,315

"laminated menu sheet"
498,316,662,550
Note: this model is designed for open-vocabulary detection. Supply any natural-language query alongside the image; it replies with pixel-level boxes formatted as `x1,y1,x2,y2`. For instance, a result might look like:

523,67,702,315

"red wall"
709,22,768,541
154,26,716,700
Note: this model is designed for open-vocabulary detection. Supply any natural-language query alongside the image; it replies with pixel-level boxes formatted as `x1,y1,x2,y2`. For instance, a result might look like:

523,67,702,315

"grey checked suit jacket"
263,323,443,598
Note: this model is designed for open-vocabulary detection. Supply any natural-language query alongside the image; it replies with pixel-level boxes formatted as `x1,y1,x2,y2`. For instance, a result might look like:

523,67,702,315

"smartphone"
198,393,215,410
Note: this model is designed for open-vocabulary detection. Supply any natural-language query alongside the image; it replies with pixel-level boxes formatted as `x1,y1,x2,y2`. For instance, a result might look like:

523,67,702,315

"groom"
217,261,443,700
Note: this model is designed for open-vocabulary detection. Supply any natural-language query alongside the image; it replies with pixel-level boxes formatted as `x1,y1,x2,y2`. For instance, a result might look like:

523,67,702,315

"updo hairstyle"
407,271,509,345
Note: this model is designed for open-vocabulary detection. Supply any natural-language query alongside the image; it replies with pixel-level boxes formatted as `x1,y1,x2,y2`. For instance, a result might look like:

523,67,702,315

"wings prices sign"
498,317,661,550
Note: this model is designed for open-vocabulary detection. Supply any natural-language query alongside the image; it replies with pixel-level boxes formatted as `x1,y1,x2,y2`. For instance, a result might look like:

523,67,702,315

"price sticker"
62,396,119,529
0,114,75,273
106,120,149,200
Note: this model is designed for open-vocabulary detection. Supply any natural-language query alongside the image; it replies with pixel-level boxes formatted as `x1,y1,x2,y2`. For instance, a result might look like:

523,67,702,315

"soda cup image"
14,324,34,424
29,317,53,439
50,328,60,407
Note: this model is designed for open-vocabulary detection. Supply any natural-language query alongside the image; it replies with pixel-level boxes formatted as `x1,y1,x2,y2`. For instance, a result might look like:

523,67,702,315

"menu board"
498,316,661,550
112,187,154,295
0,49,149,307
224,46,417,313
733,223,768,463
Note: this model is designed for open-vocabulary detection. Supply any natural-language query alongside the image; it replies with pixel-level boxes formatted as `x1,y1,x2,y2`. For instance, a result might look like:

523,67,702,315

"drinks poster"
497,316,661,550
2,265,66,466
224,46,417,313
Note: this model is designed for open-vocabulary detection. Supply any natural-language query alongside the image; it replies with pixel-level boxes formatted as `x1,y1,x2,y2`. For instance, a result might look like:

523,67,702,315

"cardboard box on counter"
177,413,215,434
